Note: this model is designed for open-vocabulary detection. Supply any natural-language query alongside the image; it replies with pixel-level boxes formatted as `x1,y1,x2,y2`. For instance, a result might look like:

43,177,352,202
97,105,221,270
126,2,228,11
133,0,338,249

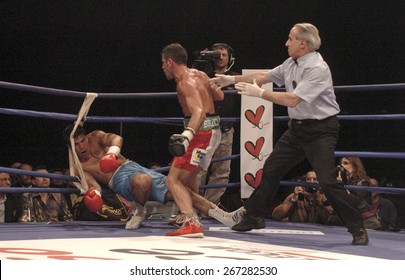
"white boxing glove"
235,79,265,98
210,74,235,88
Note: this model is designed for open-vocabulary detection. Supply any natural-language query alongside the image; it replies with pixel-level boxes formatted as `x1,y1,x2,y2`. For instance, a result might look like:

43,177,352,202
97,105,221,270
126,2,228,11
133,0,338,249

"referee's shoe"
351,228,369,245
231,212,265,231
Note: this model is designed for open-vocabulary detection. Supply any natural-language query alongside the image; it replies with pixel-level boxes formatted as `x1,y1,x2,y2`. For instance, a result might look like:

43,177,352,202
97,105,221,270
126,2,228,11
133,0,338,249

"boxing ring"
1,80,405,263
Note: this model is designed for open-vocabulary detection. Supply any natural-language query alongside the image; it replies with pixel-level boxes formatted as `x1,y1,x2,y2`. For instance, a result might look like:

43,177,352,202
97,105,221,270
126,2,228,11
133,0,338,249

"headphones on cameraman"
212,43,235,66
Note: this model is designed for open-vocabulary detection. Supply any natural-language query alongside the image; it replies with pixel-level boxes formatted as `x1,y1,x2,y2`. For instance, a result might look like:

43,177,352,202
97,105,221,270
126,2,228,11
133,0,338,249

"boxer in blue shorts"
63,124,245,230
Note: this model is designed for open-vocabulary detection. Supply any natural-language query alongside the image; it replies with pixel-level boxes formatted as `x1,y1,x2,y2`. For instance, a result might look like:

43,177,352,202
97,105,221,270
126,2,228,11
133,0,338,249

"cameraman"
271,182,317,223
195,43,241,210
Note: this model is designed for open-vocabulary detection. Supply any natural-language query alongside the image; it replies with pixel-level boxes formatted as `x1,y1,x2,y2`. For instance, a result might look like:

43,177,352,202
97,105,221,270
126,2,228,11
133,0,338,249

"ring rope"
2,108,405,123
3,109,403,159
0,188,80,194
1,181,404,195
1,165,404,195
0,166,79,182
1,80,405,98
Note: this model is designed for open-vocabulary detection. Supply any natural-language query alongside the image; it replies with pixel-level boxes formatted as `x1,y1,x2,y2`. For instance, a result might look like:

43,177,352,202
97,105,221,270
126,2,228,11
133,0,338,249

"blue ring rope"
1,182,403,195
1,164,405,195
0,187,80,194
1,80,405,98
1,108,405,123
0,167,79,182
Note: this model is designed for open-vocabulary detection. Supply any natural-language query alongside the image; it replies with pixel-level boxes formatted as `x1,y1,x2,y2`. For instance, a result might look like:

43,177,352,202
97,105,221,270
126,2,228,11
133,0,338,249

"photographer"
271,183,317,223
194,43,242,210
271,170,331,224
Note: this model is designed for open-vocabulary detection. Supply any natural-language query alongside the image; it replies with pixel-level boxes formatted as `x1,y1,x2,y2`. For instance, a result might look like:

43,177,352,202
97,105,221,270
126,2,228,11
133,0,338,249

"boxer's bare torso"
74,131,126,185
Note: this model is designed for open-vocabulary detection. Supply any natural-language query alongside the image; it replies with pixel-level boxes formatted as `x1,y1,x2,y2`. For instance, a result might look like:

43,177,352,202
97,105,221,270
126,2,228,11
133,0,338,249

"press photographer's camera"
298,192,305,201
191,50,221,74
336,164,348,185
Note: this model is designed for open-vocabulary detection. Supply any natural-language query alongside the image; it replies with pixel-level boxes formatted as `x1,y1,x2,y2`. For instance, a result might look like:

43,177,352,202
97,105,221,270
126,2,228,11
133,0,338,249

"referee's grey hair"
293,23,321,51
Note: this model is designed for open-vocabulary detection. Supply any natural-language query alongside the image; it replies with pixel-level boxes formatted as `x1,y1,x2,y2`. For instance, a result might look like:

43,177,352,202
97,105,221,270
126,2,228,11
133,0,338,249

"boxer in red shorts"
161,43,224,237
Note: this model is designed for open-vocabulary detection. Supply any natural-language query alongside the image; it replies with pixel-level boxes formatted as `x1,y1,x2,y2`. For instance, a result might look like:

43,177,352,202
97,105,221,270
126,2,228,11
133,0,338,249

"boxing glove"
168,127,195,156
84,189,103,212
99,146,120,173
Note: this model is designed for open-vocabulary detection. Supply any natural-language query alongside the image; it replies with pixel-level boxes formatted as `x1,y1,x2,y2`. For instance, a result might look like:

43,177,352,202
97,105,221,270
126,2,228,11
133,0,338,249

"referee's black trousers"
245,116,364,233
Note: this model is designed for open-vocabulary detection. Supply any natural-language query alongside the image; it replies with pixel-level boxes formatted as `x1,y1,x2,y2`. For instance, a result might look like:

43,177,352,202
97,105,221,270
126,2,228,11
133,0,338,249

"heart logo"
245,137,265,160
245,105,265,128
245,169,263,189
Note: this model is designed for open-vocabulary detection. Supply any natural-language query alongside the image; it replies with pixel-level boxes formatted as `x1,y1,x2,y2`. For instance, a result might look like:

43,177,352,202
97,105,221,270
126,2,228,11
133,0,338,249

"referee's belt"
183,115,220,131
290,115,337,125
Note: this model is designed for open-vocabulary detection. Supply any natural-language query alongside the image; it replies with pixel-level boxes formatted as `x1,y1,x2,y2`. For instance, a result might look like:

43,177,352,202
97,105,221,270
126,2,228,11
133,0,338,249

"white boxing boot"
125,201,146,229
208,203,246,228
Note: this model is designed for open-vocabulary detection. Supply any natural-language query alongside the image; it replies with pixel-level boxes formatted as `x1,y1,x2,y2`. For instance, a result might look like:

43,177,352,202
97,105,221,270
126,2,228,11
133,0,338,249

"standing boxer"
161,43,224,237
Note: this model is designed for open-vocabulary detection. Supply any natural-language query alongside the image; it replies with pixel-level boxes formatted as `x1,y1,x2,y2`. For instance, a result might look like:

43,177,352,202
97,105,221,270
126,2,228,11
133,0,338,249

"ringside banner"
240,69,273,198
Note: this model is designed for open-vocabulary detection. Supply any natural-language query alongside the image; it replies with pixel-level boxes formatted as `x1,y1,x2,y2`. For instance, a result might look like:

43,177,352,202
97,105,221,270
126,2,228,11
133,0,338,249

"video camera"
191,49,221,75
198,50,221,60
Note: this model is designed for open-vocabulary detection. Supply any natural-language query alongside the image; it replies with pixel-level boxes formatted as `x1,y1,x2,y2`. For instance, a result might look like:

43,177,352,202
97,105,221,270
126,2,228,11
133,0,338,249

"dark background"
1,0,404,186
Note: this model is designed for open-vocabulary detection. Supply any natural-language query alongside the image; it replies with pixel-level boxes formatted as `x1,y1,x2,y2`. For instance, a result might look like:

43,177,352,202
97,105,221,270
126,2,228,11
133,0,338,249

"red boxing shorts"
172,128,221,172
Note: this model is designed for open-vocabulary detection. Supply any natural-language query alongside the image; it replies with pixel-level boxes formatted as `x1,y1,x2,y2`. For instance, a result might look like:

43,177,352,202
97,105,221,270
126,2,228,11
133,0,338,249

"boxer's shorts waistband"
183,115,220,131
108,159,131,188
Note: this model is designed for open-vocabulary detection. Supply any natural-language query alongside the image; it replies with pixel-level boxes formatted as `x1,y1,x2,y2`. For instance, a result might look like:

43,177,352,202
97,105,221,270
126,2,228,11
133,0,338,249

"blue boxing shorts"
108,160,168,204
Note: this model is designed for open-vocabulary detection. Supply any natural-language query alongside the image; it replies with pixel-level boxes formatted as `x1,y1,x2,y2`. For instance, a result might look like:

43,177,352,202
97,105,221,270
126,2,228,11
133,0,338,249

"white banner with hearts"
240,69,273,198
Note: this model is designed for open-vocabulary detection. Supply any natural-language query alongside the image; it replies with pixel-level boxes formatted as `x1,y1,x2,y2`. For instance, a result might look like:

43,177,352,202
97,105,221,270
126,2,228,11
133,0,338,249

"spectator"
272,170,322,223
315,158,382,230
338,157,381,230
9,162,22,185
11,163,33,189
21,166,74,222
50,167,74,212
0,172,22,223
369,178,400,232
271,183,317,223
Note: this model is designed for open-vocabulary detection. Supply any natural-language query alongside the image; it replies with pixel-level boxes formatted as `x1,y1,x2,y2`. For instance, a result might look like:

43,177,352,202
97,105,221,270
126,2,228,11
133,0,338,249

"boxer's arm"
92,130,123,149
177,80,205,132
83,171,104,212
168,82,202,157
92,130,123,173
84,171,102,193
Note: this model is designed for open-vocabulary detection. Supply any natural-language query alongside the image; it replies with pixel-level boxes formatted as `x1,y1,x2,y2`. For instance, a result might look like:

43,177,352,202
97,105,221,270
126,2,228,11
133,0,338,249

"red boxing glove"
100,153,120,173
84,189,103,212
